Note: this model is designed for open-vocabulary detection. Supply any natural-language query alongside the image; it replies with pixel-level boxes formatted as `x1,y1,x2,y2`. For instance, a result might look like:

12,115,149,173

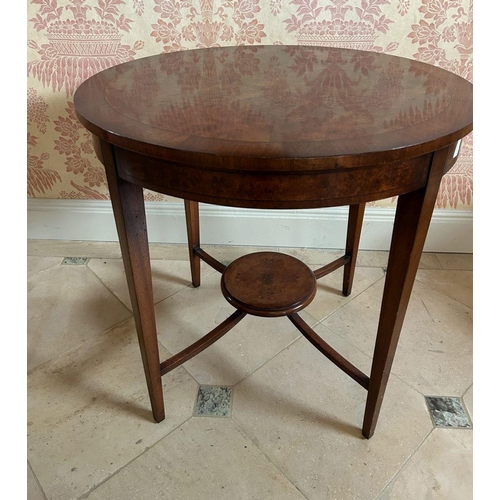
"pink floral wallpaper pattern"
27,0,473,208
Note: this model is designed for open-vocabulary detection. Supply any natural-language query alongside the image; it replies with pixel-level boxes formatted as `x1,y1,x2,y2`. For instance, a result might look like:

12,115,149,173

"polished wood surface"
160,309,246,376
221,252,317,317
289,313,370,391
98,140,165,423
74,46,473,439
77,46,471,209
76,46,471,167
184,200,201,287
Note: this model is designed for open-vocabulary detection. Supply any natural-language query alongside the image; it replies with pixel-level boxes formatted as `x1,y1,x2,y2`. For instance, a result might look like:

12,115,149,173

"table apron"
110,146,436,209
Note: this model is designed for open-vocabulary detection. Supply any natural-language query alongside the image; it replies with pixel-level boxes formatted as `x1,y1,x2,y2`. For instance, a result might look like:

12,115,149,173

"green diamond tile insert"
62,257,89,265
195,386,232,417
425,396,471,428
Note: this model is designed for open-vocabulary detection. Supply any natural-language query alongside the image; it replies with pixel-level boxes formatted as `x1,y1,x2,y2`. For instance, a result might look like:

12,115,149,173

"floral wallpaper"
27,0,473,208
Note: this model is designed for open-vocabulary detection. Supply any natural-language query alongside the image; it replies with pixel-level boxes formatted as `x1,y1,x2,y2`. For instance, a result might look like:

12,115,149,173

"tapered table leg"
184,200,201,287
100,141,165,423
343,203,365,296
362,147,450,439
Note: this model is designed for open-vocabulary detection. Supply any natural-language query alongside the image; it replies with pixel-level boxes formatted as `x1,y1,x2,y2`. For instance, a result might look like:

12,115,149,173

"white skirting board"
27,199,473,253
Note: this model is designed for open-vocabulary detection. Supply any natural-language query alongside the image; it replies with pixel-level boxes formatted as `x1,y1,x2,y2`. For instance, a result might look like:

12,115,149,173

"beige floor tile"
155,272,316,385
88,258,215,310
417,253,443,269
204,244,279,265
28,318,198,500
28,462,46,500
322,280,473,396
27,239,123,259
28,265,131,371
86,417,307,500
435,253,473,270
356,250,389,268
278,250,439,269
409,281,473,339
376,429,472,500
153,244,279,262
278,247,345,265
305,266,384,321
27,239,192,261
232,325,433,500
416,269,472,308
148,243,190,260
27,256,63,278
25,240,473,500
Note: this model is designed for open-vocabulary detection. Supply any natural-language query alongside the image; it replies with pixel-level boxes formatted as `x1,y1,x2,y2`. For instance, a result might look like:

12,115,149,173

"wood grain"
74,46,473,438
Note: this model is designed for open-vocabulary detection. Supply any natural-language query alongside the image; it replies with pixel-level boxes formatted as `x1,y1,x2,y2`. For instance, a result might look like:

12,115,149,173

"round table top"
74,45,472,170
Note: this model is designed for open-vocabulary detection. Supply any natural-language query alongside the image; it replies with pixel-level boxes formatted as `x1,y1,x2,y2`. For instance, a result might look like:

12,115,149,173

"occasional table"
74,45,473,438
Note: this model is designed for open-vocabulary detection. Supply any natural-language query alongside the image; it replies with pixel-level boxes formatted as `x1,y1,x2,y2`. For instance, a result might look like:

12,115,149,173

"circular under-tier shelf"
221,252,317,317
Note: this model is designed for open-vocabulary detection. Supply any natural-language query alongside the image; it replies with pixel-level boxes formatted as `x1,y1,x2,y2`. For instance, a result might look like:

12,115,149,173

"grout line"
315,274,385,354
85,259,134,313
233,333,305,391
229,418,310,500
387,370,428,397
372,426,435,500
76,415,195,500
434,255,473,272
28,460,49,500
317,272,386,325
419,297,434,322
435,267,473,271
415,274,473,310
85,257,216,314
103,259,209,309
430,254,444,270
27,258,65,279
157,338,202,399
27,314,134,376
461,382,473,399
459,394,474,428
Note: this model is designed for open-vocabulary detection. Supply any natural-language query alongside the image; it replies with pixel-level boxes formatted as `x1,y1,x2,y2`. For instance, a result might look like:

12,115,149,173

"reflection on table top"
75,45,472,166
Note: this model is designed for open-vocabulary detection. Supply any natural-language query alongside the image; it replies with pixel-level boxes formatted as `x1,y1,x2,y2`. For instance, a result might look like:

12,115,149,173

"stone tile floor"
27,240,473,500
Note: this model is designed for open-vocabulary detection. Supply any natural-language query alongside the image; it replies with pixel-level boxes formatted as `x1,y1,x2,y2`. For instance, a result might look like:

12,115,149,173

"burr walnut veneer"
74,46,472,438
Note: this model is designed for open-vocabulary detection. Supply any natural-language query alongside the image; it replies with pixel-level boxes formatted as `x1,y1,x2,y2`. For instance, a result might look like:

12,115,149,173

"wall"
27,0,473,209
